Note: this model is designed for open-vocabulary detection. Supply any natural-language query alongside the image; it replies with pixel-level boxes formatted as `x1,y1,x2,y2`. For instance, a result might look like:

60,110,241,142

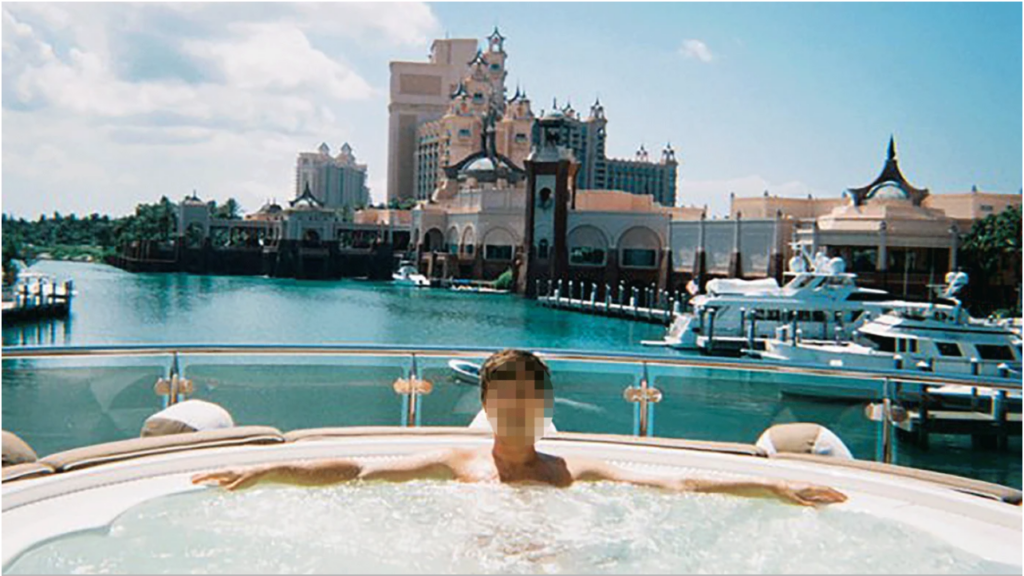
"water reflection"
4,316,73,347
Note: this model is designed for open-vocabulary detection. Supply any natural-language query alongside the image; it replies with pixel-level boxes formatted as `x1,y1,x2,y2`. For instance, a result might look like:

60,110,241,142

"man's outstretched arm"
567,458,847,506
191,451,456,491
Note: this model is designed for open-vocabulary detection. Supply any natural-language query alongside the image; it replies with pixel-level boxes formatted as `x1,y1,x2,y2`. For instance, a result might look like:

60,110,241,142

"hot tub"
3,428,1021,574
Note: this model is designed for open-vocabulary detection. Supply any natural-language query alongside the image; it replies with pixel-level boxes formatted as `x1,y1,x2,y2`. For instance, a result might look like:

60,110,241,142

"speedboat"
392,261,430,287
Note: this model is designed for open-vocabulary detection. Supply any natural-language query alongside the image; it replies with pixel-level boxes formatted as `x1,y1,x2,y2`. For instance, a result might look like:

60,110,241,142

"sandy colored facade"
387,37,479,202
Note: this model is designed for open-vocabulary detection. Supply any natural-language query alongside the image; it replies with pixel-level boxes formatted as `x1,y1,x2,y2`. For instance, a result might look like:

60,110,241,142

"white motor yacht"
757,296,1022,381
652,250,921,354
392,261,430,287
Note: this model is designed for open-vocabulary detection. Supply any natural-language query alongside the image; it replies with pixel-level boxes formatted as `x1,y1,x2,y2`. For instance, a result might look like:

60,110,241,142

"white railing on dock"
1,279,74,318
536,280,681,325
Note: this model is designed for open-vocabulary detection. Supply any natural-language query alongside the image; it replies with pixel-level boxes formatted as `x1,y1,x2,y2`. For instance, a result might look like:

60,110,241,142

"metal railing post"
881,377,894,464
623,362,662,437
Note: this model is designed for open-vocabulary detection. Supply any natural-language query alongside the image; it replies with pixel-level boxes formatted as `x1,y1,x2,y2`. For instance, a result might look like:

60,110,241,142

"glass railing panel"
416,353,492,427
179,353,406,432
647,361,886,460
1,355,170,456
542,358,640,436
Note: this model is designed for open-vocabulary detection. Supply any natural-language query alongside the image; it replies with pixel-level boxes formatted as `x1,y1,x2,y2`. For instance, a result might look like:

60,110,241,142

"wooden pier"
536,279,682,325
893,388,1021,450
1,280,74,323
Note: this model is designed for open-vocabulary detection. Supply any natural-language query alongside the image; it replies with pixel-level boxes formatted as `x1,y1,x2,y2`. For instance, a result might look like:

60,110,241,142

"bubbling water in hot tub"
6,481,1015,574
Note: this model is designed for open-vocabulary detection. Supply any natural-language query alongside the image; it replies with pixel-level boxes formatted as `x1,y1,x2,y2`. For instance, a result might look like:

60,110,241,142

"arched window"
618,226,660,268
423,228,444,252
483,228,515,261
461,226,476,256
446,227,459,255
568,225,609,266
538,187,553,210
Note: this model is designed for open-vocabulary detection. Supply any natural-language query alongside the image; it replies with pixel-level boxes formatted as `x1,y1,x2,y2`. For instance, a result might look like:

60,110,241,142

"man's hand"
770,481,848,506
192,467,270,491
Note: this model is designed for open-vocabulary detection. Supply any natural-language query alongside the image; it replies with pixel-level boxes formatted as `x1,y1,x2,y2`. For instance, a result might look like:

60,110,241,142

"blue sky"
2,2,1021,218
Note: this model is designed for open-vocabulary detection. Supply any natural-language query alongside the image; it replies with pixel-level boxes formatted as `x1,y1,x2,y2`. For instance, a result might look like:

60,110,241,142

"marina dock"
536,280,682,325
1,280,74,323
894,388,1021,450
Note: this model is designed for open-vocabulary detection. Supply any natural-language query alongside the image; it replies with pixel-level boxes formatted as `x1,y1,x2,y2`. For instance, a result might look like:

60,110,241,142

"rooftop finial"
888,135,896,160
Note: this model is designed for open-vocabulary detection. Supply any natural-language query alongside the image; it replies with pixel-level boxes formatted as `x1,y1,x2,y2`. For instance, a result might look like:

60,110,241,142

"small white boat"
448,359,481,384
392,262,430,287
449,285,509,295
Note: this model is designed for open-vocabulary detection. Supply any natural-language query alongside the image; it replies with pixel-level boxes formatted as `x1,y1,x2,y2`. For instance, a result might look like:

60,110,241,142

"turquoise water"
2,261,1020,488
2,261,665,349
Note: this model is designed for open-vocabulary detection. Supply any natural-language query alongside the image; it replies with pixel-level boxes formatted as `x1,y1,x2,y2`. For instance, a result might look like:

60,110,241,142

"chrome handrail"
2,343,1018,390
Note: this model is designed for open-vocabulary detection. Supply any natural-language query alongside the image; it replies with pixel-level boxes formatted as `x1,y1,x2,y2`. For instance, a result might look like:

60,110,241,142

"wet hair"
479,349,552,404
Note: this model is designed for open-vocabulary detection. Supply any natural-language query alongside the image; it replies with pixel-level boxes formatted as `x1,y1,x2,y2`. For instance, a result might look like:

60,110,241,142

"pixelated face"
483,358,554,442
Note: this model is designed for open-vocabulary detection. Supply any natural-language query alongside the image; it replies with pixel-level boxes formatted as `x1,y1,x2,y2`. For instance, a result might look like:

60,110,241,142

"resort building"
533,100,679,207
391,28,678,207
412,110,686,290
295,142,370,211
410,117,1019,307
723,138,1022,301
387,36,481,203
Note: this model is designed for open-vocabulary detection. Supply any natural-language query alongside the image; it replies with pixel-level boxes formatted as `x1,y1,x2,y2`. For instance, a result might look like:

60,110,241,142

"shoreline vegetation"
2,196,240,285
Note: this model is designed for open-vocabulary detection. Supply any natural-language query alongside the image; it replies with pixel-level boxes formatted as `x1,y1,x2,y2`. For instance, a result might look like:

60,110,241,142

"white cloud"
681,39,713,63
679,175,822,216
183,22,373,100
296,3,441,47
1,2,438,218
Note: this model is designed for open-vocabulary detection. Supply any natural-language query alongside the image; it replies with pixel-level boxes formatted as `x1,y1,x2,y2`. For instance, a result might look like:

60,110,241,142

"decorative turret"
636,144,649,162
182,190,205,205
290,181,324,209
318,142,330,156
845,136,929,206
661,142,677,164
589,97,605,121
562,99,575,119
487,26,506,53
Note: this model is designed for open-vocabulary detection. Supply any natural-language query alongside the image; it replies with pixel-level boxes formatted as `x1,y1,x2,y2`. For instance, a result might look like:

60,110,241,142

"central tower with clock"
517,111,578,297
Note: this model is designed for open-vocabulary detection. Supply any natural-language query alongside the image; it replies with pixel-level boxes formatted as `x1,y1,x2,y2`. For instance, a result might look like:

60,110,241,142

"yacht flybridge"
651,251,922,354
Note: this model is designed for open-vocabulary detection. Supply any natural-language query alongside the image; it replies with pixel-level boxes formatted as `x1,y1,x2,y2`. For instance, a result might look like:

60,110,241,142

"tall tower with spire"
412,28,532,202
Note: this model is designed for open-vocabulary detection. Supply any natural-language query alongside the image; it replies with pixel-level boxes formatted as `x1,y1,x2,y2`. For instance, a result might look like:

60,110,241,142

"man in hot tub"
193,349,846,506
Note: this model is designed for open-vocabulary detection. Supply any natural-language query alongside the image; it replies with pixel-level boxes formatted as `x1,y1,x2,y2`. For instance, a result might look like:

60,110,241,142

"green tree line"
2,196,242,283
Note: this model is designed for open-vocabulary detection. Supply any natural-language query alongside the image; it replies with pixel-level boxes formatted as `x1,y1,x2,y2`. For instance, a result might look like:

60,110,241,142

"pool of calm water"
5,482,1016,574
2,261,1020,489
